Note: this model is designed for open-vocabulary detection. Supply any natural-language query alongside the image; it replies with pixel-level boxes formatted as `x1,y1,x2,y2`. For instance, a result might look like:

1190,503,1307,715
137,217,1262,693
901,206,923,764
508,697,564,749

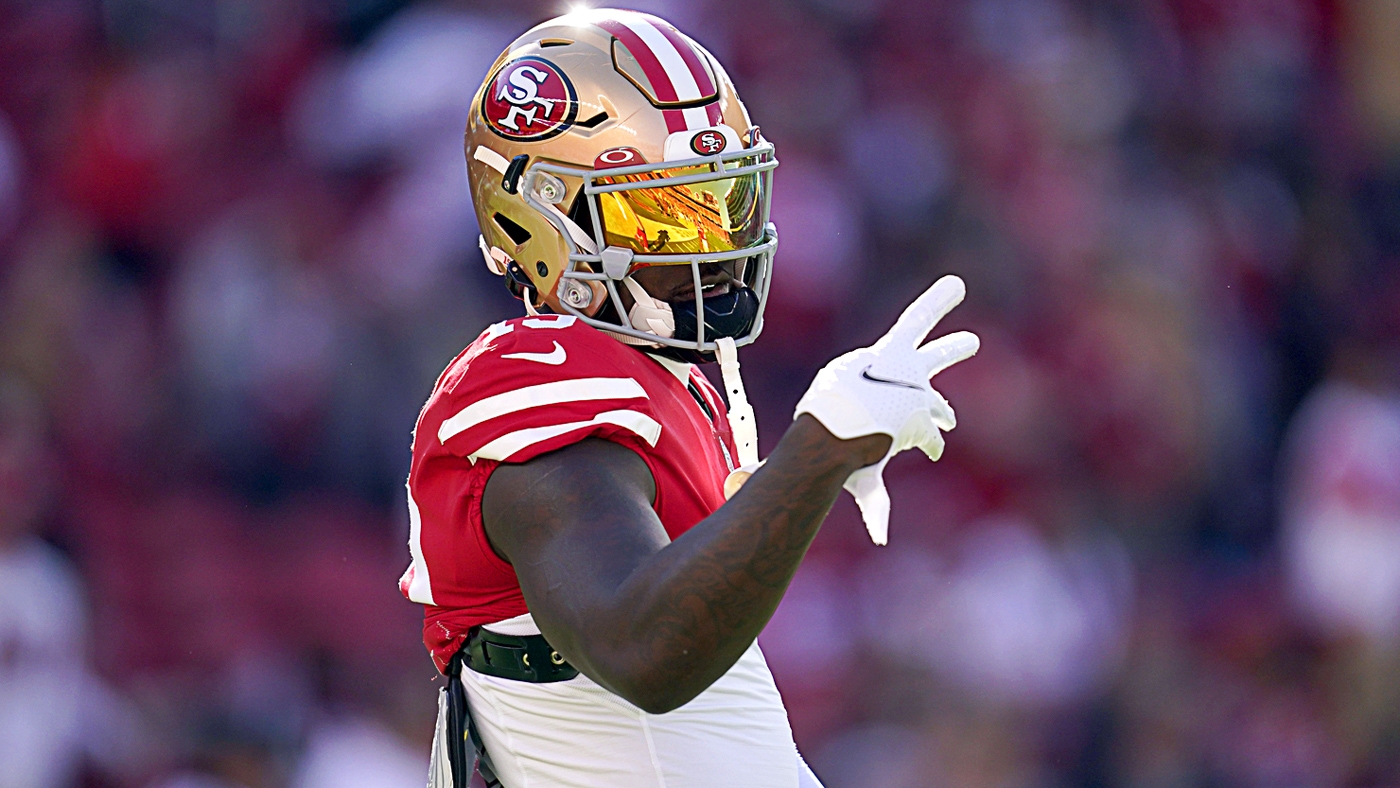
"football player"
402,9,979,788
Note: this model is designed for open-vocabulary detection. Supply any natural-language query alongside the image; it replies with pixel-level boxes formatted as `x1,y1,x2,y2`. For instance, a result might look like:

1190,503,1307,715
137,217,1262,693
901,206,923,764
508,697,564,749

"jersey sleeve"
431,315,664,465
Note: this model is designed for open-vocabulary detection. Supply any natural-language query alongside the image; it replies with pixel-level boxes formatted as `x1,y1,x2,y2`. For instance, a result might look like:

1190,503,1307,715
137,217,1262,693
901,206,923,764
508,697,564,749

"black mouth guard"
669,286,759,344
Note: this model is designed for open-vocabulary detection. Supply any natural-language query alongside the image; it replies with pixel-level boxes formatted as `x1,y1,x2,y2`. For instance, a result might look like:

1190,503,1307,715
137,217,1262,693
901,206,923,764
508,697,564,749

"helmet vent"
539,38,573,47
493,213,532,247
576,111,609,129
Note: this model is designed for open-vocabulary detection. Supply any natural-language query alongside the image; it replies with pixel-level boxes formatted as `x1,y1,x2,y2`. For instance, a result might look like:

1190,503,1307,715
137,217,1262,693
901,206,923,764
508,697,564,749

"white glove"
793,275,979,545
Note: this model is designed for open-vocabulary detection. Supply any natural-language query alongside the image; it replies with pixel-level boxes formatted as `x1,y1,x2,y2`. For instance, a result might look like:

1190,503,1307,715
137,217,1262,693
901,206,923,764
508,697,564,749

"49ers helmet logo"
482,57,578,142
690,130,727,156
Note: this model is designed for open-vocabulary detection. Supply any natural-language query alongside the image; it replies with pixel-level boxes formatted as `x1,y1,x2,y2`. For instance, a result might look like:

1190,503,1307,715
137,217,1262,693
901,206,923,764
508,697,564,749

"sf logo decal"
497,66,557,131
690,130,727,156
482,57,578,142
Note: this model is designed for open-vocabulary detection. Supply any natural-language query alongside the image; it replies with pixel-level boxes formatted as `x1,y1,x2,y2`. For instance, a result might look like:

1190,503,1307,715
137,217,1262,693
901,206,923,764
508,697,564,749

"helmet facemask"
517,139,778,356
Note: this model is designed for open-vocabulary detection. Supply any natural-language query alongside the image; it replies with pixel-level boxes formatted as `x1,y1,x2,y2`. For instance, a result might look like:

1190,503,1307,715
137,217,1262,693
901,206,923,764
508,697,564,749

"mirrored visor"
594,157,766,259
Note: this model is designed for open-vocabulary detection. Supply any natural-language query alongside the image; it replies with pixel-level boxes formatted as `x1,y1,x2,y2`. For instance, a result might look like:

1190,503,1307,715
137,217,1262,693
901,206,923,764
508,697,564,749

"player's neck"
644,352,694,385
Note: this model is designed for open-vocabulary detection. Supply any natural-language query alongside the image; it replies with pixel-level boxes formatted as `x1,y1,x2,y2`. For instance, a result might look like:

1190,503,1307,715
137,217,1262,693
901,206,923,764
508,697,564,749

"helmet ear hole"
493,213,532,246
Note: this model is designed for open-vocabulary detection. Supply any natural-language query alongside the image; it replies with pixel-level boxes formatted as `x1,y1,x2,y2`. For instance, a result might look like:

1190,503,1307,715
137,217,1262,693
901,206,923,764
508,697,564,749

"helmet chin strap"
618,276,762,495
716,336,762,499
543,202,599,255
621,276,675,339
714,337,758,468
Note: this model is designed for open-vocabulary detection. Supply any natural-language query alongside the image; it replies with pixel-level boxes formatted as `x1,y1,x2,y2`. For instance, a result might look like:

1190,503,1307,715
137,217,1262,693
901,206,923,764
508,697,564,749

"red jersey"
400,314,739,671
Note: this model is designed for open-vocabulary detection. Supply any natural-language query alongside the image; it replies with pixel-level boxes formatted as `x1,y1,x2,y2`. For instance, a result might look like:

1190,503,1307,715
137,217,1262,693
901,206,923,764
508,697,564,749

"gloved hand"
793,275,979,545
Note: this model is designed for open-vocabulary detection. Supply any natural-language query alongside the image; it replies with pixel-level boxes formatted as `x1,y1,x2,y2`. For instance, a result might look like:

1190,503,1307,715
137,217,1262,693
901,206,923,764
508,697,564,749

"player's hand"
793,275,979,544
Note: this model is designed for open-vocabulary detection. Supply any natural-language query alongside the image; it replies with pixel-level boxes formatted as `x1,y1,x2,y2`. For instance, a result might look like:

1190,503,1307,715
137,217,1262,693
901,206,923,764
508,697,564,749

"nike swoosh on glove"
793,275,979,545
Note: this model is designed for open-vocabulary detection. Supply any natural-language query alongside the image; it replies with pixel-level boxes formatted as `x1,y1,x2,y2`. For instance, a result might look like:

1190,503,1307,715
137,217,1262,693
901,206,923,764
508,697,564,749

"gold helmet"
465,8,778,353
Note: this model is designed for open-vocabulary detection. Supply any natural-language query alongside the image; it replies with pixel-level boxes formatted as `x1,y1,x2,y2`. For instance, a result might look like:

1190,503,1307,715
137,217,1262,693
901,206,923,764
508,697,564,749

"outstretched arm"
481,417,885,714
482,275,977,713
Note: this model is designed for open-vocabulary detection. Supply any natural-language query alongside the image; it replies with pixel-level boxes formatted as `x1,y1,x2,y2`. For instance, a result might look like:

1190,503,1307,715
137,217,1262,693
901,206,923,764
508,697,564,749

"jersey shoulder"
437,314,640,396
422,315,666,464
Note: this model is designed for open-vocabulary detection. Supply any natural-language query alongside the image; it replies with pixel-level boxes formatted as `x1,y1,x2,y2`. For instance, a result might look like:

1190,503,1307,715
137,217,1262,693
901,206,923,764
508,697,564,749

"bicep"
480,438,664,657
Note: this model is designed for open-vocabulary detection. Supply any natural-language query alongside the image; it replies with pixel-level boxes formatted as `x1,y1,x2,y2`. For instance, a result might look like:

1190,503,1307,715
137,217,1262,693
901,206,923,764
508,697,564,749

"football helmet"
464,8,778,354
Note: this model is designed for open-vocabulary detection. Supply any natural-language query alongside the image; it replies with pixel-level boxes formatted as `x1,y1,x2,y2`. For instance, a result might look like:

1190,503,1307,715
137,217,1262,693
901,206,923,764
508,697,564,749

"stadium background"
3,0,1400,785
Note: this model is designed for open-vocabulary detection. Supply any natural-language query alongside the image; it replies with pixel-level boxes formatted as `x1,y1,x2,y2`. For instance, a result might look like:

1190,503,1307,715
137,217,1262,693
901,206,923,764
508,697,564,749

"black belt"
444,628,578,788
464,626,579,683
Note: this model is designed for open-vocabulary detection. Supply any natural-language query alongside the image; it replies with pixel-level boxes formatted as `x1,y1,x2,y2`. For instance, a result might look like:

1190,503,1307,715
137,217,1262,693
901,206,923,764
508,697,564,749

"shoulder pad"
429,315,662,464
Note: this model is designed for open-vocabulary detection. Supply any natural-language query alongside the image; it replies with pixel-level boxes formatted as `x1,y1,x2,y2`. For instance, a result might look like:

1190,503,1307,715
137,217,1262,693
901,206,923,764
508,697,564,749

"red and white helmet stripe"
595,13,724,133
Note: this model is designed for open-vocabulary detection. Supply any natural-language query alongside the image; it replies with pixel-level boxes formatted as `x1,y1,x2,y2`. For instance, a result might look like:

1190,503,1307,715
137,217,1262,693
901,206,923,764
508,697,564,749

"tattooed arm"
480,415,889,714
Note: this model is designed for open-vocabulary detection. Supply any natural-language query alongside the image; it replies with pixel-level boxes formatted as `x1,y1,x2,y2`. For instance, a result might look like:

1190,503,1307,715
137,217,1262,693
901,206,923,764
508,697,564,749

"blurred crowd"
2,0,1399,786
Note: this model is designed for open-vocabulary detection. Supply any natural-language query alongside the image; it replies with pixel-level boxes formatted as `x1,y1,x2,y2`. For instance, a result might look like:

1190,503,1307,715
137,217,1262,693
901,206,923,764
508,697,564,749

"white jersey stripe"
620,16,704,101
438,377,647,443
469,409,663,462
404,485,435,605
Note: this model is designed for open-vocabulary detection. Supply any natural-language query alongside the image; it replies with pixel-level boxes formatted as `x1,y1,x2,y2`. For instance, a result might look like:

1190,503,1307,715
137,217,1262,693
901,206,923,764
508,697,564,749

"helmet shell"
465,10,755,313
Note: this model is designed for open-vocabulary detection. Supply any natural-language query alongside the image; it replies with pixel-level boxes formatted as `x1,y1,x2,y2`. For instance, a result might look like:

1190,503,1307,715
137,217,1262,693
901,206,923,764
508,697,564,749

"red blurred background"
3,0,1400,786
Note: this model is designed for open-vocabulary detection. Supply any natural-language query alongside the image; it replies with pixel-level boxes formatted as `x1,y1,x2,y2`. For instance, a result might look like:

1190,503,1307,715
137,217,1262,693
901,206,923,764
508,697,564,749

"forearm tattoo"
484,419,875,710
608,422,860,705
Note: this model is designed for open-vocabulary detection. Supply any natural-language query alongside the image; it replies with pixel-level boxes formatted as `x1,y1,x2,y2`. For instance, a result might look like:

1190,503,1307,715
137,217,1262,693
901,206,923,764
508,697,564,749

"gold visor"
594,157,766,259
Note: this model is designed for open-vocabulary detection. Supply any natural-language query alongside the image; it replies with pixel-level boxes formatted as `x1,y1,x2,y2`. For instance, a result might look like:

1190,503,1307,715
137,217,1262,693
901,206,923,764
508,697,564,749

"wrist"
787,414,892,474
